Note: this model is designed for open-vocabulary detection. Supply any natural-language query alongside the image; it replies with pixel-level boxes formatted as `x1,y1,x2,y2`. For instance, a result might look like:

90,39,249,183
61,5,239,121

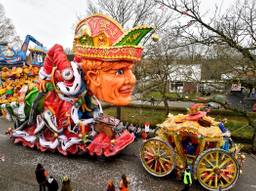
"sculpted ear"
86,71,101,87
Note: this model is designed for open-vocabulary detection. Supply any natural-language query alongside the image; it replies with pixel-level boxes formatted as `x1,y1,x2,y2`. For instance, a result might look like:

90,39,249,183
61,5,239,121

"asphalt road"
0,118,256,191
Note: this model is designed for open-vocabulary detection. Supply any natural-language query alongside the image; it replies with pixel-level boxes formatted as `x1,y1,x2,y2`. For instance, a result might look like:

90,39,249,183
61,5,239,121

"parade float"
0,35,46,118
140,104,245,190
6,14,153,157
0,34,45,66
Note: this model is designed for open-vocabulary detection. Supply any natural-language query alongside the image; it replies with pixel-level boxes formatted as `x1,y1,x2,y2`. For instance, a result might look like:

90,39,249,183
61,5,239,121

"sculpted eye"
62,68,74,80
116,69,124,75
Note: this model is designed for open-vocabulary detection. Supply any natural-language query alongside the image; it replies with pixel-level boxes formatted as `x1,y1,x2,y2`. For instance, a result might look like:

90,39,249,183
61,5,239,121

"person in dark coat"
61,176,73,191
35,163,47,191
47,175,59,191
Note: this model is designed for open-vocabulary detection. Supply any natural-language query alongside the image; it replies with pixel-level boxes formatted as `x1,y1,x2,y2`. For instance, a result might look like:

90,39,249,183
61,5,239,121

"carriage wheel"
140,138,175,177
194,148,239,191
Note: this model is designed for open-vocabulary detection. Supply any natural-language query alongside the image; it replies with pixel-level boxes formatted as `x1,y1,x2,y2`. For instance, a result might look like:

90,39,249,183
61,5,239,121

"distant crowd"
35,163,129,191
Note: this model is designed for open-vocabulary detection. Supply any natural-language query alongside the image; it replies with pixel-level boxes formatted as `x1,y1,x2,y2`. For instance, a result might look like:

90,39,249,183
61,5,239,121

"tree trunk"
116,107,121,120
251,120,256,152
252,131,256,152
247,116,256,152
163,98,169,116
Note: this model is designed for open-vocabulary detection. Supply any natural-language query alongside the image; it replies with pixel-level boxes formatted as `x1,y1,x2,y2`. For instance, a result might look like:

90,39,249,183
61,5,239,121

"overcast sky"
0,0,88,48
0,0,235,49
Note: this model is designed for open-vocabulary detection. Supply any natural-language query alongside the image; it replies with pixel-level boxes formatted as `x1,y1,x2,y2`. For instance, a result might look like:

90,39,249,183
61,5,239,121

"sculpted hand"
38,79,48,92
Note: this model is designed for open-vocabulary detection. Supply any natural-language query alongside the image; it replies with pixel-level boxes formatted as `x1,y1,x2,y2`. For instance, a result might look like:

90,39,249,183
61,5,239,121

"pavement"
0,119,256,191
132,99,193,108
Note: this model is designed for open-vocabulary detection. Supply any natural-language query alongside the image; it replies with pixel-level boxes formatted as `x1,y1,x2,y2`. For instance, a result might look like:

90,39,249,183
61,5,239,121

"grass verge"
104,107,254,143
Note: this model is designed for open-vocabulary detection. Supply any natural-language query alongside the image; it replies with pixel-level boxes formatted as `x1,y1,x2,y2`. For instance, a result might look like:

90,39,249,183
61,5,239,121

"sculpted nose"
125,69,136,85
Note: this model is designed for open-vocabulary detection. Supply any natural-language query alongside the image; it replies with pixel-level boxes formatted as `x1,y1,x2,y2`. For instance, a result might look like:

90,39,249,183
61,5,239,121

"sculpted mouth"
119,86,133,95
64,77,75,86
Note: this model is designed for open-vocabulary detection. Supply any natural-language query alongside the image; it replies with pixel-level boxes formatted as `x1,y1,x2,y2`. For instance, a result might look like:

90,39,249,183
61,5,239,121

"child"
61,176,73,191
106,179,116,191
119,174,129,191
47,175,59,191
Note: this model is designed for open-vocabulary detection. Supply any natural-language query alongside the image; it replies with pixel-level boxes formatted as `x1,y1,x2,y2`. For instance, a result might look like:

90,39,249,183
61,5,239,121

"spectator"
181,167,192,191
61,176,73,191
218,119,227,133
47,175,59,191
106,179,116,191
150,96,155,106
35,163,47,191
119,174,129,191
186,142,196,155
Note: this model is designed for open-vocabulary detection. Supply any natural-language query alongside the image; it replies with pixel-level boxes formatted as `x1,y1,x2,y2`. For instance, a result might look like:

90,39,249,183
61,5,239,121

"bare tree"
87,0,171,31
155,0,256,81
0,3,21,46
155,0,256,150
135,31,204,114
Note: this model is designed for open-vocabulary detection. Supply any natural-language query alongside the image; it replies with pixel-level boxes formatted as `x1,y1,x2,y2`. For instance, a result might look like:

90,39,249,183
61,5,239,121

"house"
169,64,201,93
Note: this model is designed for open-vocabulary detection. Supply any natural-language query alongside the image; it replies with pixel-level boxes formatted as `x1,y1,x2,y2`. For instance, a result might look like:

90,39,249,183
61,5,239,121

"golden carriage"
140,105,245,191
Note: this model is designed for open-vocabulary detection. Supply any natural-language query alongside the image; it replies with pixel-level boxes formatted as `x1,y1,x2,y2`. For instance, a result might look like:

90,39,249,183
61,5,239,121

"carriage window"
181,136,199,156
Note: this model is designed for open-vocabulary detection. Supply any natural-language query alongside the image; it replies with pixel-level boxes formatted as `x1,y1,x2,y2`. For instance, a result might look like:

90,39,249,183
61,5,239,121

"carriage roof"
157,113,224,139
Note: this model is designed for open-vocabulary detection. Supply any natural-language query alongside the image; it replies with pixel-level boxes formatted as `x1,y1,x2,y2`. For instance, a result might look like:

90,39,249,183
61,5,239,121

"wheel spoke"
154,160,158,172
216,151,219,167
214,174,218,188
157,142,161,155
221,168,235,173
144,150,154,157
199,168,213,173
220,179,224,187
146,158,155,165
148,161,153,169
203,158,215,168
209,153,215,160
202,172,214,182
219,158,232,169
159,158,167,172
147,145,156,155
160,157,172,164
220,173,231,184
209,179,213,186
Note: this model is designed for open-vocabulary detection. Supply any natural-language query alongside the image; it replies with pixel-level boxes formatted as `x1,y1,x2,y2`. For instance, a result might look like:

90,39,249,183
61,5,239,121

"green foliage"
166,92,180,99
143,91,197,101
225,120,253,140
104,107,253,141
143,91,163,100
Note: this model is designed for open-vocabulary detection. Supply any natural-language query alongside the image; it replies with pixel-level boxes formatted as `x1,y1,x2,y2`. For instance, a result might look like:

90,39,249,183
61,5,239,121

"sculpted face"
83,61,136,106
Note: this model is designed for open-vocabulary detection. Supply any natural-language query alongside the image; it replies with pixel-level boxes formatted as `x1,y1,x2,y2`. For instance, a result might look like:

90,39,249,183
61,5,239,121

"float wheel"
194,148,239,191
140,138,175,177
